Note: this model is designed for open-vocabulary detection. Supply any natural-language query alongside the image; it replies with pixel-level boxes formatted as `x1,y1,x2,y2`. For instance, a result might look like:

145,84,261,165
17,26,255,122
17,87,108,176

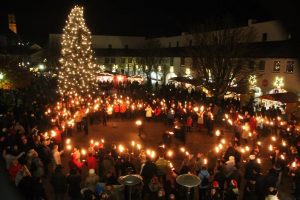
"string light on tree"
273,76,284,89
58,5,98,98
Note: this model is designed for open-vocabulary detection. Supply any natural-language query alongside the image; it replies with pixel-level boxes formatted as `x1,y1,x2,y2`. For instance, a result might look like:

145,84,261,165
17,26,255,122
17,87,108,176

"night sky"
1,0,299,46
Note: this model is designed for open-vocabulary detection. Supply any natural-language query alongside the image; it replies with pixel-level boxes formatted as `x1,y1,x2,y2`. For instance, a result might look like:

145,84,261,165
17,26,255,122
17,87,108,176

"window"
189,40,192,46
176,41,179,47
169,42,171,48
128,58,132,63
180,57,185,66
249,60,255,69
124,44,128,49
121,58,125,64
258,60,265,71
108,44,112,49
170,57,174,66
110,58,115,63
286,61,295,73
273,61,280,72
104,57,110,64
262,33,267,42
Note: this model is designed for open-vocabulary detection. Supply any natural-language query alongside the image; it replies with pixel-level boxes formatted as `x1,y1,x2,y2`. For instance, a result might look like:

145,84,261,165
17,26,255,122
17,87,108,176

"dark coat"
51,171,67,194
67,174,82,198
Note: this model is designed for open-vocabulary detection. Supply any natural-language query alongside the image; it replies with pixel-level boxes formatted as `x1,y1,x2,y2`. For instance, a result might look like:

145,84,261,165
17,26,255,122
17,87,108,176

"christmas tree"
58,5,98,98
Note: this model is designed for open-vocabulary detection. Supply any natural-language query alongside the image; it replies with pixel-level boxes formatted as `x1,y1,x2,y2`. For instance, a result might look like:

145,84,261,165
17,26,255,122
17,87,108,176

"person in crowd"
30,149,44,178
52,144,64,168
224,179,239,200
67,169,82,200
8,158,22,183
198,165,210,200
2,148,25,169
141,156,158,198
51,165,68,200
38,139,52,176
244,154,260,181
85,168,100,192
145,104,153,121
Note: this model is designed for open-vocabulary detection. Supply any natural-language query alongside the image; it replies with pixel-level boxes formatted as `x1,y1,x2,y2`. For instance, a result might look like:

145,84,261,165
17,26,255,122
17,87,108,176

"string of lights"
58,5,98,99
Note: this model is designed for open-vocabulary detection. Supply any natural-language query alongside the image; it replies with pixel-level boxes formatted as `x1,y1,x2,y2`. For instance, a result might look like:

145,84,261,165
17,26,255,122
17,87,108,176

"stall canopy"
258,92,298,103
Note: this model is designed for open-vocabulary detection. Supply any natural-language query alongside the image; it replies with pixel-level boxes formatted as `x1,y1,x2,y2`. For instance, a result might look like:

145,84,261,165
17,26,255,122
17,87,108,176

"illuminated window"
273,61,280,72
286,61,294,73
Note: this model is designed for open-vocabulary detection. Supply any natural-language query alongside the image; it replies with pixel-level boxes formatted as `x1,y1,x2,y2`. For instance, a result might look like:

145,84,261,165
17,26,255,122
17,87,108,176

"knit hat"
230,179,238,188
212,181,219,188
89,168,95,175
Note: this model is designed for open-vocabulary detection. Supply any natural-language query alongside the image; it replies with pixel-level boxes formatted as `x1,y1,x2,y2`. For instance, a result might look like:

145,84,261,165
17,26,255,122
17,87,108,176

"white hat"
89,168,95,175
229,156,235,161
249,155,256,160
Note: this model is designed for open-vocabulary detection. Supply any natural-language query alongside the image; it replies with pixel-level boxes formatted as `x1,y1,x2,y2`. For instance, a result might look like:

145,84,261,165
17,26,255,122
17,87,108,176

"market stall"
258,92,299,114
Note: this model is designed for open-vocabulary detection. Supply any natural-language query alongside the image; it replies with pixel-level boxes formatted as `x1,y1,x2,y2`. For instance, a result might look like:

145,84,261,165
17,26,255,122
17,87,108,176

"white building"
48,19,300,96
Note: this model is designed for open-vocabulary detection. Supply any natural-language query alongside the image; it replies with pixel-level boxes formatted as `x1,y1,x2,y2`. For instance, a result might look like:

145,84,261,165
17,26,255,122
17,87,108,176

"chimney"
248,19,257,26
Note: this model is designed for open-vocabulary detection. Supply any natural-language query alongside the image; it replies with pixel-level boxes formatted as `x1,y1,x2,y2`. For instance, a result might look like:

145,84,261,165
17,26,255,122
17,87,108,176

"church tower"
8,14,17,34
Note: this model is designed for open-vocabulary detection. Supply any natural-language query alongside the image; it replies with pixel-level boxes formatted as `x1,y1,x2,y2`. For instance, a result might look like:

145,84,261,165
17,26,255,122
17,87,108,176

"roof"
259,92,299,103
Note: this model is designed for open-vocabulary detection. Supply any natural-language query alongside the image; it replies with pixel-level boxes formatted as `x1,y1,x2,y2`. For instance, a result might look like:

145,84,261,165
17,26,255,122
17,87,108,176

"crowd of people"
0,82,299,200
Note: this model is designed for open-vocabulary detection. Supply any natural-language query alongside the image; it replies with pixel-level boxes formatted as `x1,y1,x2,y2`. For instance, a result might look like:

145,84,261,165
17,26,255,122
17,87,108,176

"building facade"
47,20,300,96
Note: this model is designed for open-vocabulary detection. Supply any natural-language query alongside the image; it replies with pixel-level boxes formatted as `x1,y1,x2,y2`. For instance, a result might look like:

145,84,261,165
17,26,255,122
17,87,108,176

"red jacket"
114,104,120,113
120,104,127,113
186,117,193,126
8,163,21,182
86,155,98,170
154,107,162,116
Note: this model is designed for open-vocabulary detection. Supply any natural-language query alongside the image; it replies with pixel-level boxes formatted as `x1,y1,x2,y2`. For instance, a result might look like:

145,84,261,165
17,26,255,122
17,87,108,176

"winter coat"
141,161,157,183
155,157,169,176
67,174,82,198
50,172,67,194
145,106,153,118
197,111,204,124
31,157,44,178
86,155,98,170
52,149,64,167
85,174,100,192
